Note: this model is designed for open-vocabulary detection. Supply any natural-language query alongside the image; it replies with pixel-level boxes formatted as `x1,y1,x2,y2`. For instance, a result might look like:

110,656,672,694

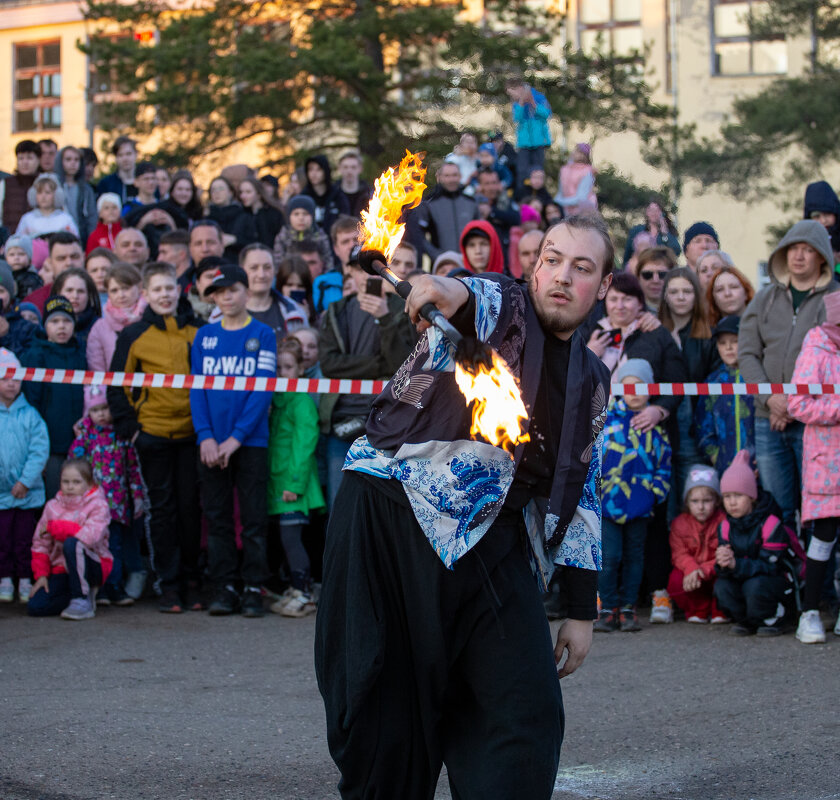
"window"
711,0,787,75
13,40,61,132
578,0,642,56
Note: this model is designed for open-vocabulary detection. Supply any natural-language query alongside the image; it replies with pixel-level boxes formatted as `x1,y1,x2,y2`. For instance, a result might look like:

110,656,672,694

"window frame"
709,0,787,77
13,38,62,133
577,0,643,56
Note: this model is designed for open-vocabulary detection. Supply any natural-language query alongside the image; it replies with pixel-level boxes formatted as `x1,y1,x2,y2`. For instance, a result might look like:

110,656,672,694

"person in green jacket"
267,337,325,618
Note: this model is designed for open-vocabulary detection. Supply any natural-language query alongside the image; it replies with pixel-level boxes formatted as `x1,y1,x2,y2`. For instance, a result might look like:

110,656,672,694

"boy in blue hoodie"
596,358,671,633
190,264,276,618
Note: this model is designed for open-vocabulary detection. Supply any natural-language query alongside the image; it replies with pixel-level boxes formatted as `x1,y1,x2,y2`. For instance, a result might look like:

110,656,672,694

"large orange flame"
360,150,427,261
455,350,530,455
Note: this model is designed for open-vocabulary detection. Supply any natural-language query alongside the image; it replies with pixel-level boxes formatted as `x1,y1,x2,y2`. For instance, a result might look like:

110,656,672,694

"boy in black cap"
188,255,227,323
190,264,276,617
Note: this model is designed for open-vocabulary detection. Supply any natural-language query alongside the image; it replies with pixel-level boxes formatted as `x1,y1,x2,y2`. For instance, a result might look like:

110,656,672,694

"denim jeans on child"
600,517,649,609
754,418,803,530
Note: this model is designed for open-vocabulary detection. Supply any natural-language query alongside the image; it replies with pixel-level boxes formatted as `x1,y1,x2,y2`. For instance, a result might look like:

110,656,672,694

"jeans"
754,417,803,530
27,574,71,616
713,574,788,627
199,445,269,588
516,146,545,190
668,398,703,523
326,434,353,512
0,508,38,578
599,517,649,609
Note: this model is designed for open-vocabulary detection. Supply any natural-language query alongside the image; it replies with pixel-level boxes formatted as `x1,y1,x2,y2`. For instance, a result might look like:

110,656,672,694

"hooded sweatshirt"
302,155,350,234
416,183,480,260
739,219,840,416
803,180,840,267
54,147,98,244
0,392,49,510
459,220,505,274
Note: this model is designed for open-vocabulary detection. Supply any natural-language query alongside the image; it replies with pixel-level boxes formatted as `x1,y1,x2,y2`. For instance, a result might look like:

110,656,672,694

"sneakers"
241,587,265,618
208,586,240,616
593,608,619,632
269,587,296,615
61,596,96,620
17,578,32,604
158,588,184,614
649,590,673,624
280,589,317,618
731,622,757,636
711,615,731,624
687,615,709,624
124,570,147,601
182,582,206,612
757,621,785,637
619,607,642,632
0,577,14,603
796,610,826,644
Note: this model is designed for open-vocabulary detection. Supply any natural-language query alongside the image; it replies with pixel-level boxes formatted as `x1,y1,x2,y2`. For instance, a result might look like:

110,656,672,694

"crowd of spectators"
1,117,839,643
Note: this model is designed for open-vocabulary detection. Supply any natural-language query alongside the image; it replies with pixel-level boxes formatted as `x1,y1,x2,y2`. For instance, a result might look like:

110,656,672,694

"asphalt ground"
1,600,838,800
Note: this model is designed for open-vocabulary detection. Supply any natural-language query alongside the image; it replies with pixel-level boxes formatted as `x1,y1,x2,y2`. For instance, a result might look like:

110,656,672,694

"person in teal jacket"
505,79,552,190
268,337,325,618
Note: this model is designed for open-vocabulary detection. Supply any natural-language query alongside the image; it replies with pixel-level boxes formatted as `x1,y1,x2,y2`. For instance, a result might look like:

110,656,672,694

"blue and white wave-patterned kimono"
343,274,610,589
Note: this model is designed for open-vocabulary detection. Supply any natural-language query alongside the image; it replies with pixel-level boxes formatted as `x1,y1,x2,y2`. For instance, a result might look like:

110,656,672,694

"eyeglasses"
639,270,669,281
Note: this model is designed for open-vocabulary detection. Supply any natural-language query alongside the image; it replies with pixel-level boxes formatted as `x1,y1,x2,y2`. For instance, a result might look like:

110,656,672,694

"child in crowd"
268,338,325,617
4,234,43,300
789,291,840,643
272,195,333,268
0,262,39,358
695,315,755,475
16,173,79,238
22,296,87,499
69,385,146,606
596,359,671,633
714,450,799,636
188,256,223,324
17,301,41,327
0,348,48,604
190,264,275,618
459,221,504,274
28,458,111,619
86,193,123,254
668,465,728,623
86,263,145,371
108,261,202,613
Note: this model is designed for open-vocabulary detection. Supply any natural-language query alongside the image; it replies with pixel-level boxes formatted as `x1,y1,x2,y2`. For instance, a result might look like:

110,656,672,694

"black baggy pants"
315,472,564,800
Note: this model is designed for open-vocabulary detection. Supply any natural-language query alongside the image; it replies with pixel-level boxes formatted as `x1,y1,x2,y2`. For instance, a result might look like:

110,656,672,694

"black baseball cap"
712,315,740,339
44,295,76,324
203,264,249,295
195,256,229,277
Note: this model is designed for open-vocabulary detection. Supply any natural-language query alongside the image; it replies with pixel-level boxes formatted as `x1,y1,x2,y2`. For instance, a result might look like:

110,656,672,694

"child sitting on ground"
714,450,797,637
69,385,146,606
695,315,755,475
272,195,333,268
16,173,79,238
0,348,49,604
668,465,728,623
4,234,43,300
267,338,325,617
28,458,112,620
596,359,671,633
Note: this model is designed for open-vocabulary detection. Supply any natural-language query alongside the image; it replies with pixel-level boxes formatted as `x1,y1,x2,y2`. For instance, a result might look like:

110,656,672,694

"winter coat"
97,172,137,205
31,486,112,582
803,181,840,262
21,332,87,455
69,417,146,525
302,155,350,235
267,391,325,517
86,221,122,254
0,173,37,231
0,307,39,357
695,363,755,475
71,306,99,350
12,268,44,300
677,323,719,382
207,202,256,260
511,88,552,149
715,493,789,580
249,205,285,248
16,209,79,238
557,163,597,216
272,223,333,271
739,226,840,417
54,149,98,245
85,298,147,372
601,399,671,524
0,393,48,510
622,324,688,418
788,324,840,522
459,220,505,274
416,186,480,261
669,508,726,579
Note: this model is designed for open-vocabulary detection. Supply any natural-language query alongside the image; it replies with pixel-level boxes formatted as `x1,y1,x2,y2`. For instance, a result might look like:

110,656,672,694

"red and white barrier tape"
2,367,840,396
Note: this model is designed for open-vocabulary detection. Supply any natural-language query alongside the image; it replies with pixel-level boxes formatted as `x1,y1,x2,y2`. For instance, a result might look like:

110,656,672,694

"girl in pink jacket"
85,263,145,371
27,458,112,620
789,291,840,644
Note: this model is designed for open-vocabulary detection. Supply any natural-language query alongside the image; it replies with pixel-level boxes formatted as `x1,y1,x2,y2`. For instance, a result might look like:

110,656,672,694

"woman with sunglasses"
633,246,677,313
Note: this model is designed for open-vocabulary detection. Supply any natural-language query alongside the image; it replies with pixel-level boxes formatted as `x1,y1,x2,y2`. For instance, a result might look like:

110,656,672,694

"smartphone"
290,289,307,305
365,276,383,297
598,324,622,345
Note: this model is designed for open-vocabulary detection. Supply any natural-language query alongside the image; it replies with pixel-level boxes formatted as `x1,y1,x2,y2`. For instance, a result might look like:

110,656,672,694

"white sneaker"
834,610,840,637
796,609,826,644
17,578,32,604
269,587,296,615
687,615,709,624
649,590,673,624
0,577,14,603
124,570,147,600
280,589,317,618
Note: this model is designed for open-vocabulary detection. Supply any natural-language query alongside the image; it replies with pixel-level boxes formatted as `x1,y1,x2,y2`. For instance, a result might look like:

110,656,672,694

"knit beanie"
44,295,76,324
4,234,33,263
432,250,464,274
682,464,720,501
683,221,719,251
614,358,654,386
84,384,108,416
287,195,316,219
0,346,21,373
0,261,16,302
720,450,758,500
824,291,840,326
520,204,540,224
97,192,123,215
17,300,42,325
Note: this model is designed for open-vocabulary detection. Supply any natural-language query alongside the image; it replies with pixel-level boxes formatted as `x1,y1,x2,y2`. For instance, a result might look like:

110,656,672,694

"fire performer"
315,213,613,799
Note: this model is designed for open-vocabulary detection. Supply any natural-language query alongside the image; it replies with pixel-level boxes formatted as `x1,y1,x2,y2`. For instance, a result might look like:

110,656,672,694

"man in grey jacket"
415,162,479,262
739,219,839,528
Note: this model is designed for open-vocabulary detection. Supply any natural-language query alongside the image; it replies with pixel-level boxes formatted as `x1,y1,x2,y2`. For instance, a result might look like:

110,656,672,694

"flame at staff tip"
454,350,530,455
360,150,427,261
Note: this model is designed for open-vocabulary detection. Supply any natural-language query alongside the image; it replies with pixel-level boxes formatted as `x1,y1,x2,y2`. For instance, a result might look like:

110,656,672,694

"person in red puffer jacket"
27,458,111,620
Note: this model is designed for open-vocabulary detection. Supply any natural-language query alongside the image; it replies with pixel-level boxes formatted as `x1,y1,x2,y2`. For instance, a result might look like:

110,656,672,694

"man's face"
115,231,150,266
478,172,501,202
685,234,717,268
49,242,84,277
389,246,417,280
517,231,543,280
464,235,491,273
39,142,57,172
438,164,462,193
300,250,324,280
338,157,361,183
334,230,359,267
143,274,179,315
787,241,825,283
115,143,137,173
158,243,189,273
135,171,158,198
16,151,39,176
189,226,224,264
529,224,612,339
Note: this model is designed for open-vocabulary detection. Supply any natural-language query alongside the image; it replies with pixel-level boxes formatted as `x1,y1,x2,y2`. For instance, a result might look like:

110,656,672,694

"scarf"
104,296,147,331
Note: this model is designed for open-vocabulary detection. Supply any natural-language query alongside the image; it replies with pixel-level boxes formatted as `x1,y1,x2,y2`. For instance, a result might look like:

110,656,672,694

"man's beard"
527,278,591,335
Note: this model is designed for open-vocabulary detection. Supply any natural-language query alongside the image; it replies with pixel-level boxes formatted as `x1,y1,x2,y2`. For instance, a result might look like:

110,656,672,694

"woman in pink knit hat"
788,290,840,643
